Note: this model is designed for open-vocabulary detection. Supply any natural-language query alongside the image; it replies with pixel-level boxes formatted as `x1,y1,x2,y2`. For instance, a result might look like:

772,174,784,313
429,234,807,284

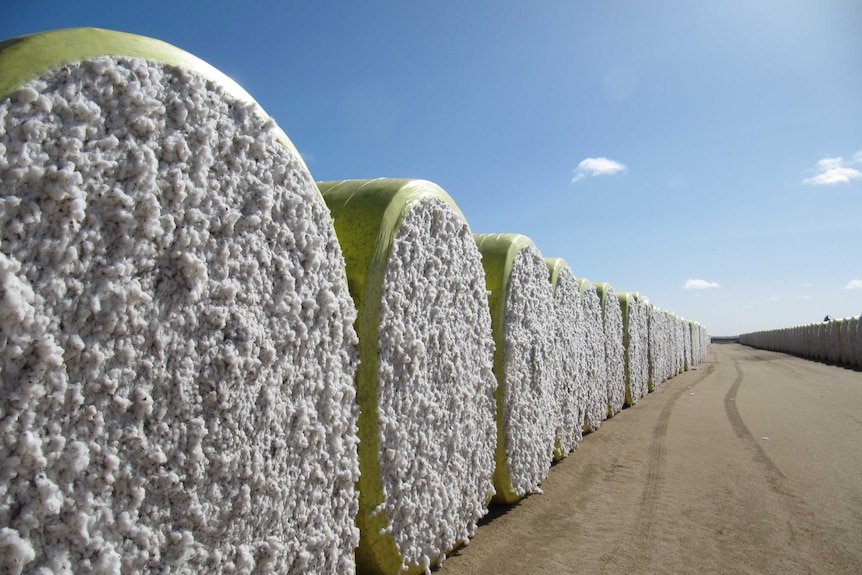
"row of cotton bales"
0,29,710,575
319,187,711,573
740,318,861,368
649,306,711,389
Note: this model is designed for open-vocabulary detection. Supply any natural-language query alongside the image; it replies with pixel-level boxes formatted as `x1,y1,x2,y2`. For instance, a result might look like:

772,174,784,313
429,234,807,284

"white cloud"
802,155,862,185
796,295,814,300
766,296,782,302
845,279,862,290
684,278,720,290
572,157,627,182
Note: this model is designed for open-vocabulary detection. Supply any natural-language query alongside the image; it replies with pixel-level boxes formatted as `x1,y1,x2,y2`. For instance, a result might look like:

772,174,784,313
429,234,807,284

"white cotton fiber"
619,293,649,407
851,318,861,368
680,319,694,371
633,297,651,400
546,261,584,458
501,246,556,497
578,279,607,432
376,198,497,571
826,320,841,364
677,316,687,374
595,283,625,418
0,57,359,574
648,306,674,389
853,318,861,369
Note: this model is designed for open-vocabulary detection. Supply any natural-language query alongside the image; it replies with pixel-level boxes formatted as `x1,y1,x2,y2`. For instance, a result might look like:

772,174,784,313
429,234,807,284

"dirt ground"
437,344,862,574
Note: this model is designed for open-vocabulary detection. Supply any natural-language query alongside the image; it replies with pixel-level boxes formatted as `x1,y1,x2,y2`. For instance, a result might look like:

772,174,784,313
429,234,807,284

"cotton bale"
853,317,862,368
838,319,851,366
648,305,668,390
0,29,361,574
545,258,584,460
844,317,858,368
814,322,828,361
826,319,841,364
576,278,607,431
688,322,699,368
592,283,625,417
318,179,497,574
654,308,671,385
673,314,686,375
673,313,685,376
646,303,658,390
659,309,675,384
617,292,649,406
683,319,693,371
474,234,555,504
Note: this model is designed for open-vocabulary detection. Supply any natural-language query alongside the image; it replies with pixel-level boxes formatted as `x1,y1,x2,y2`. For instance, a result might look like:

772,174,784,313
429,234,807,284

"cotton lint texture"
0,57,360,574
579,282,606,432
600,285,626,418
502,246,555,497
624,297,650,406
549,266,584,456
376,199,497,572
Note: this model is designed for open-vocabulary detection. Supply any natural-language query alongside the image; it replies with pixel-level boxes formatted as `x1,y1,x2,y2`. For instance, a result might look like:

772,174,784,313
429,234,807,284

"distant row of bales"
740,316,862,369
0,29,709,575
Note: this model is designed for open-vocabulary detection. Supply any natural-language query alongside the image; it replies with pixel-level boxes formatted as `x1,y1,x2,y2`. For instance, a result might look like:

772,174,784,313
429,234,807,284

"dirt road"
437,344,862,574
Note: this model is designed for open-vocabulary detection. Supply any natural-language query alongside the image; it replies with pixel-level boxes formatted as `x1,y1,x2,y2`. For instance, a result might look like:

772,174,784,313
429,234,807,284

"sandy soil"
437,344,862,574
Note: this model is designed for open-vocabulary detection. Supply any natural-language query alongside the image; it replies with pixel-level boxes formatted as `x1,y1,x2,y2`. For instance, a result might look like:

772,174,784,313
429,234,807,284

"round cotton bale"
825,319,841,364
593,283,625,417
617,292,649,406
545,258,584,460
680,318,694,371
805,323,818,360
648,305,671,389
319,179,497,574
691,321,703,367
0,29,361,574
674,314,686,375
474,234,555,504
815,322,828,361
838,319,850,366
851,318,859,368
660,309,671,383
852,317,861,369
577,278,607,432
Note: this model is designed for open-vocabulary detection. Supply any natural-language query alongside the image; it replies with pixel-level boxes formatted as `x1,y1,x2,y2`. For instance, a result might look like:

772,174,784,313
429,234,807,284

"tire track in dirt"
724,360,789,495
723,354,853,572
599,361,716,572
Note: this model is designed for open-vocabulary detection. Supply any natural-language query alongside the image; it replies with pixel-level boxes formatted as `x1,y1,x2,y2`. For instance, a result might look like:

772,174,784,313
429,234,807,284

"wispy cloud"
845,279,862,290
796,295,814,300
684,278,719,290
802,152,862,185
572,157,627,182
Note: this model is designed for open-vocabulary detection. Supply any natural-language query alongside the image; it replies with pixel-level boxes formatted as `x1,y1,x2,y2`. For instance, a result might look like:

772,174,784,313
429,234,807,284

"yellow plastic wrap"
0,27,307,173
317,178,470,575
473,233,540,504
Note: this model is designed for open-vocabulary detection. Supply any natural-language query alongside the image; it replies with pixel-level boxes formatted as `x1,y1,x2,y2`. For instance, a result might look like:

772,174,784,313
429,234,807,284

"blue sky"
3,1,861,336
